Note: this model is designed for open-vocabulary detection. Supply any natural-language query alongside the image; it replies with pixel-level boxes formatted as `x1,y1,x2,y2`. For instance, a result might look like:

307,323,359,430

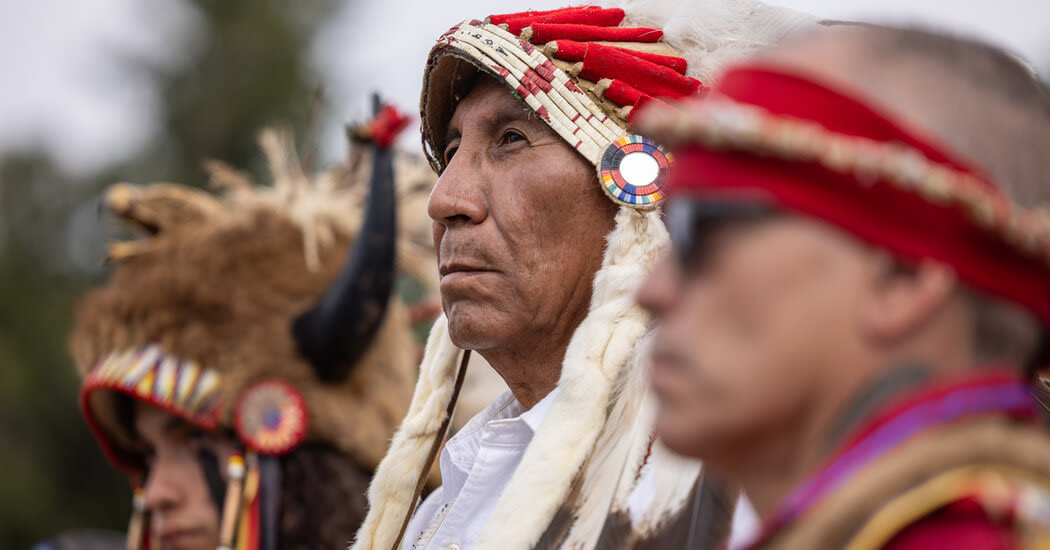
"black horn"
293,94,398,382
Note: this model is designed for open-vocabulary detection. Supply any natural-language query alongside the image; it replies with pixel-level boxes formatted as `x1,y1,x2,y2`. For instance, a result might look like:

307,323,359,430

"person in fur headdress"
635,23,1050,549
351,3,817,549
69,104,438,550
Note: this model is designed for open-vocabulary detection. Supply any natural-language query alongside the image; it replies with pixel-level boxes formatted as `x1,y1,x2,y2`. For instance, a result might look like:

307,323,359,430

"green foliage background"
0,2,337,547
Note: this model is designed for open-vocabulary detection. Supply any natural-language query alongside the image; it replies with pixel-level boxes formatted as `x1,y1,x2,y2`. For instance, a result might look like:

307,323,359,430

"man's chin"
656,432,701,459
654,412,715,460
445,315,501,351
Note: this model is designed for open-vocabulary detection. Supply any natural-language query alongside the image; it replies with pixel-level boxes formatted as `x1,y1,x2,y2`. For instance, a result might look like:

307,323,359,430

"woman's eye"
188,430,212,448
444,145,458,164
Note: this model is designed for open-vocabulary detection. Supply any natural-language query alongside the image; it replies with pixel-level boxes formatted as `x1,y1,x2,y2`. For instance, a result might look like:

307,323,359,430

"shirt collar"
519,385,560,433
438,386,562,498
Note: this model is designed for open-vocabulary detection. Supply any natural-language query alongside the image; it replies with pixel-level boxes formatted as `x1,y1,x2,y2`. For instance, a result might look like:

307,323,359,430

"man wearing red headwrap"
636,23,1050,549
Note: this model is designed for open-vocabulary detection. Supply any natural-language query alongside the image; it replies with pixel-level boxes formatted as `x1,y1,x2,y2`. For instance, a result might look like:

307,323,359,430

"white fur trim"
351,315,461,550
475,207,666,549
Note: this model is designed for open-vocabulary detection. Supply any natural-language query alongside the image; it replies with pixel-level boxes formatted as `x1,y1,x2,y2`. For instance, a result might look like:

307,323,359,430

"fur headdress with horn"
70,104,437,550
354,2,818,550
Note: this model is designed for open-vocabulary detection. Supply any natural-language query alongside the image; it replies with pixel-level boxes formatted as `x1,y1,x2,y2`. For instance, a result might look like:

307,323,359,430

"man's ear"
858,253,959,344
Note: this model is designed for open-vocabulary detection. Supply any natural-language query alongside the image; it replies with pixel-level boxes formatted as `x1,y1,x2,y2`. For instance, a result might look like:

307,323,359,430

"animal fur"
70,130,438,472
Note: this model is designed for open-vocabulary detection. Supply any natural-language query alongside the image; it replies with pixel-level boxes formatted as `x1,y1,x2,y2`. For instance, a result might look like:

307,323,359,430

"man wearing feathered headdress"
67,106,438,550
352,3,818,549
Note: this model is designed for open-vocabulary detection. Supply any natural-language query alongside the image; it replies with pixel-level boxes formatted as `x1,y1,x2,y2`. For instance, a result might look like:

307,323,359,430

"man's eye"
500,131,526,145
444,145,458,164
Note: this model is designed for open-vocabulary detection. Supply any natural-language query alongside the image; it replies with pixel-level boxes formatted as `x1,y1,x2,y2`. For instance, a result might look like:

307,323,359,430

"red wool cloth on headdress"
601,79,675,123
578,45,700,98
483,5,699,116
528,23,663,43
494,6,625,36
551,40,689,75
669,66,1050,328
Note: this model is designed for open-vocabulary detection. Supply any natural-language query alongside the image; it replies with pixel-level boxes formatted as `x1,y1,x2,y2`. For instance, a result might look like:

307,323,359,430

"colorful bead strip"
85,344,223,428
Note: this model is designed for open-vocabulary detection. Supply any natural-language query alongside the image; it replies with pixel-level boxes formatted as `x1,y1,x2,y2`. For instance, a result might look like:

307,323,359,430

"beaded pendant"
599,135,673,208
234,378,309,455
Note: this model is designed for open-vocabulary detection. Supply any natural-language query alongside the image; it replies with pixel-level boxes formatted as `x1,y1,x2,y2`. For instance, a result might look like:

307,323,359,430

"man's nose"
636,253,680,316
427,152,487,226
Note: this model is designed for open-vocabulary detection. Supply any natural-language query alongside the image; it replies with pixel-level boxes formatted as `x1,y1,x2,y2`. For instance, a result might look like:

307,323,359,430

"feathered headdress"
354,2,818,549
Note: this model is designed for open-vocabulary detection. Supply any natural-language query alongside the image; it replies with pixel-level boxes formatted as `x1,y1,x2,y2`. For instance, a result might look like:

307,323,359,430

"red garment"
882,497,1014,550
734,372,1042,550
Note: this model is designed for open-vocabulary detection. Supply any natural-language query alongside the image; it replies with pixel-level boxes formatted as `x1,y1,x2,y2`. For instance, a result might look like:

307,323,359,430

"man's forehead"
445,77,544,137
751,27,865,83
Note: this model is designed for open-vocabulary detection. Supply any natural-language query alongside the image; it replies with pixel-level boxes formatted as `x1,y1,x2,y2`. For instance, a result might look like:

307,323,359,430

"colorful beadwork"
426,15,698,210
441,19,622,165
598,135,672,208
84,345,223,429
234,379,308,455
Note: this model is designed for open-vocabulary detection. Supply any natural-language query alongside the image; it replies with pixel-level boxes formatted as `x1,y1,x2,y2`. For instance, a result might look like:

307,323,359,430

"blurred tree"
0,1,338,547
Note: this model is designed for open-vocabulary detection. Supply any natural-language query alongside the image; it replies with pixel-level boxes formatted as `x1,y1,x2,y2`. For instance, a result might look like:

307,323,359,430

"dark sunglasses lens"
666,201,697,267
666,200,776,270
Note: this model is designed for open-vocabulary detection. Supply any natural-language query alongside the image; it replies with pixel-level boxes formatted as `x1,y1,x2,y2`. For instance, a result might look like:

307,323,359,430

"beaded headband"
81,345,224,469
636,64,1050,327
421,6,705,209
81,344,309,470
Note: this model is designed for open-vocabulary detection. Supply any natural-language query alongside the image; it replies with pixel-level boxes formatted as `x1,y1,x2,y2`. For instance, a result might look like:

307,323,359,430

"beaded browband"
423,6,705,208
81,345,309,471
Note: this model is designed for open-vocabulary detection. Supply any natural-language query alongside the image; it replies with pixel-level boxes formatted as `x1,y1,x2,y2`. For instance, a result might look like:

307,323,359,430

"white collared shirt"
401,387,759,550
403,388,560,550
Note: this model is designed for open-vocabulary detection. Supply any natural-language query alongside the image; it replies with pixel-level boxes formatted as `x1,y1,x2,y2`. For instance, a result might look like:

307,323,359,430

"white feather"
608,0,819,82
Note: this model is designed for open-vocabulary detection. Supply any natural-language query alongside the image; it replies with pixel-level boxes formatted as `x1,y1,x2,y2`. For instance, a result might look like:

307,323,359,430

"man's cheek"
431,221,445,251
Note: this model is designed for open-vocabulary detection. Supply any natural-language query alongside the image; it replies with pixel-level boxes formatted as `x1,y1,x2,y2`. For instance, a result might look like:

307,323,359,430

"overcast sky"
1,0,1047,177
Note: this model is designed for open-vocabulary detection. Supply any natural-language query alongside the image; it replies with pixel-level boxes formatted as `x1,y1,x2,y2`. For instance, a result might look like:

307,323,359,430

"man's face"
637,208,874,464
135,403,234,550
429,77,616,354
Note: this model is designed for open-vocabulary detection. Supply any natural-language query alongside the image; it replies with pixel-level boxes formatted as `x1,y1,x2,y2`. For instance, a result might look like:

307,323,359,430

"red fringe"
245,488,259,550
551,40,689,75
498,7,624,35
529,23,663,44
619,49,688,75
489,6,603,26
366,104,410,149
604,79,651,108
579,45,700,98
626,97,671,124
601,80,674,125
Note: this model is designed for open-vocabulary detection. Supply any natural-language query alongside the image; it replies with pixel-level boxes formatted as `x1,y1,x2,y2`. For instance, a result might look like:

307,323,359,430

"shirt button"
447,545,461,550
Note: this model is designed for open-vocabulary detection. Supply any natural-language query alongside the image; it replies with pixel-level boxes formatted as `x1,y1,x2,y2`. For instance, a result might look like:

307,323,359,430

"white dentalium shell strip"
450,21,627,165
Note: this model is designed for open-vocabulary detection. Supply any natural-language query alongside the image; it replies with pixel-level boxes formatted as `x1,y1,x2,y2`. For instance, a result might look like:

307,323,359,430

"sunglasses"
666,199,778,272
